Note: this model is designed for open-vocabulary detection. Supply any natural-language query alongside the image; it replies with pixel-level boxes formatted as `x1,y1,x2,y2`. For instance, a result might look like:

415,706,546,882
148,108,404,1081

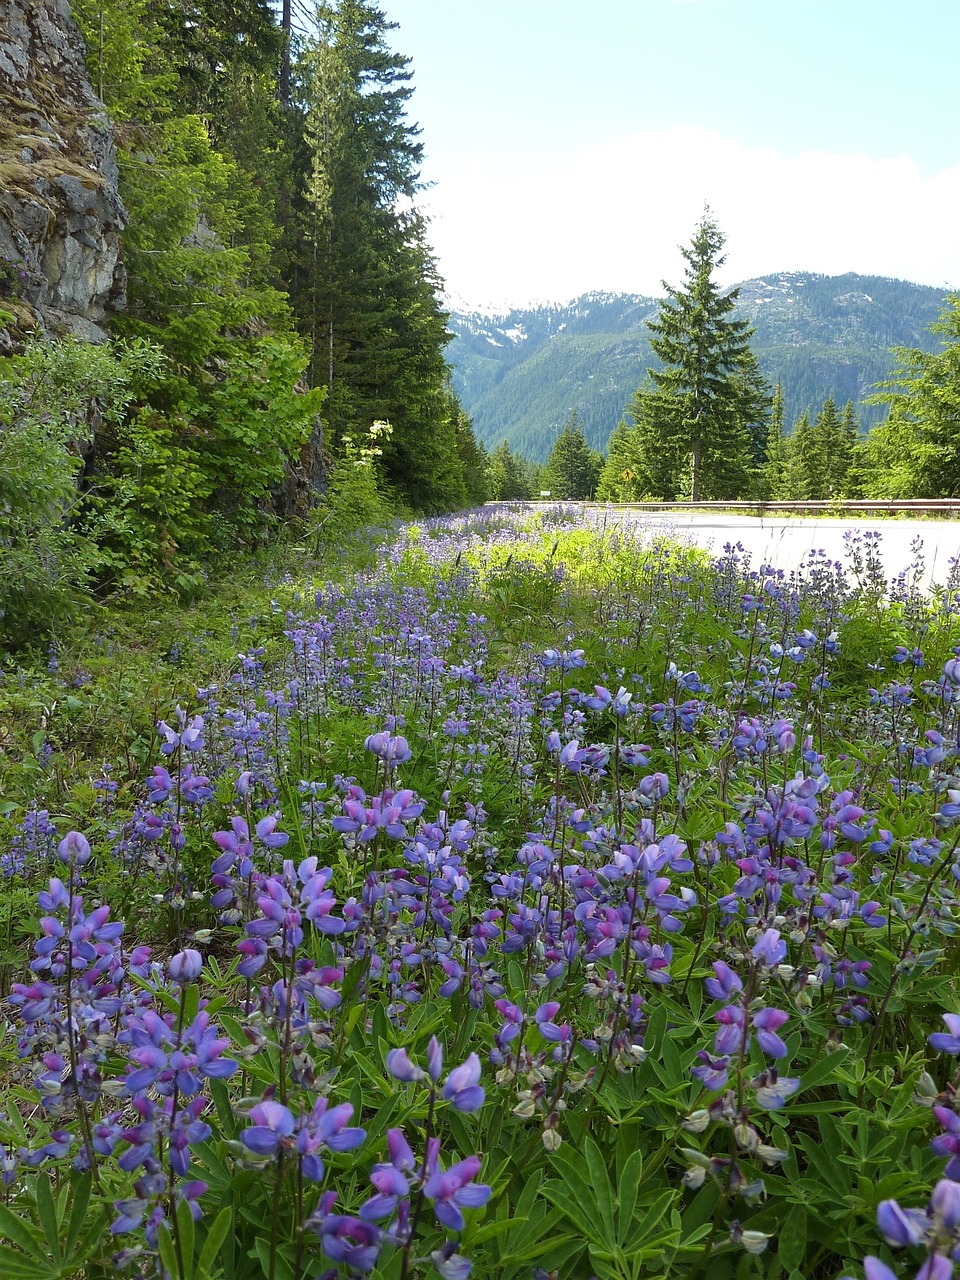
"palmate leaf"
0,1244,49,1280
616,1148,644,1244
0,1203,46,1262
35,1174,61,1268
61,1172,93,1262
198,1206,232,1276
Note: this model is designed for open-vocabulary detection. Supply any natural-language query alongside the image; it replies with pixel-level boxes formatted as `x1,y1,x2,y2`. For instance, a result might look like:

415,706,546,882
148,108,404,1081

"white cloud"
420,125,960,310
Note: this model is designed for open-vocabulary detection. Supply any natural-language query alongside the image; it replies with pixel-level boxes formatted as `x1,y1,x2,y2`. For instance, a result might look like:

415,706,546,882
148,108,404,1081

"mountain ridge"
444,272,953,463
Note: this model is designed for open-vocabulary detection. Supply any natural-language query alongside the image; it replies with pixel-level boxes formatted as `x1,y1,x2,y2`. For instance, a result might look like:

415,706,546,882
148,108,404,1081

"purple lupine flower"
752,1008,789,1058
168,949,203,984
752,928,787,967
255,814,289,848
423,1150,491,1231
933,1177,960,1230
426,1036,444,1083
365,731,413,767
242,1100,296,1157
386,1047,426,1083
442,1053,485,1113
19,1130,75,1165
296,1098,365,1181
932,1107,960,1179
319,1217,382,1273
56,831,91,866
0,1143,17,1185
359,1129,417,1221
168,1097,211,1177
691,1052,730,1092
360,1163,411,1222
714,1005,748,1056
431,1243,473,1279
859,900,887,927
876,1197,925,1247
494,999,524,1049
705,961,742,1000
752,1072,800,1111
916,1258,954,1280
930,1015,960,1055
852,1258,897,1280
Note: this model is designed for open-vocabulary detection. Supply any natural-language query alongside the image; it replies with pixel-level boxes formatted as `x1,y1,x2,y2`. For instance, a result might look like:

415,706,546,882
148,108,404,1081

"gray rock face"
0,0,126,346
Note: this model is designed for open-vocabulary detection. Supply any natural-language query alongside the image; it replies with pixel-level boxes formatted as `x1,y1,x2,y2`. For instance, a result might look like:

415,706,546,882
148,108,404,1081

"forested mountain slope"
447,274,950,460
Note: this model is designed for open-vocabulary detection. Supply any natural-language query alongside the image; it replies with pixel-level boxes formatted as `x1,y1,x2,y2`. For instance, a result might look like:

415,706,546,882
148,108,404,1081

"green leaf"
797,1048,852,1095
541,1180,605,1242
157,1224,181,1280
582,1138,616,1245
468,1215,529,1245
35,1174,61,1267
797,1132,851,1199
616,1148,644,1244
0,1244,48,1280
631,1188,677,1245
253,1237,295,1280
62,1172,93,1261
198,1207,232,1275
778,1203,807,1272
0,1204,46,1260
177,1195,197,1279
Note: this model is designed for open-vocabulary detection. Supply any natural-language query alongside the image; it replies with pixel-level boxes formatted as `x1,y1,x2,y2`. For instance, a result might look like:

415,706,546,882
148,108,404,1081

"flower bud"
168,948,203,984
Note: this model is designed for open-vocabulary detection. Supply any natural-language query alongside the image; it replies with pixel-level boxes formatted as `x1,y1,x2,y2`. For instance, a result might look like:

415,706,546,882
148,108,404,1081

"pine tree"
626,212,771,500
862,296,960,498
294,0,467,511
596,420,642,501
542,412,600,499
762,383,791,498
781,410,812,499
488,441,530,501
790,397,858,499
840,400,863,497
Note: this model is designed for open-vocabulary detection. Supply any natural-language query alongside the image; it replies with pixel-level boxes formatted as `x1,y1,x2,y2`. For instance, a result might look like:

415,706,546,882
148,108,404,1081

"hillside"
445,273,951,461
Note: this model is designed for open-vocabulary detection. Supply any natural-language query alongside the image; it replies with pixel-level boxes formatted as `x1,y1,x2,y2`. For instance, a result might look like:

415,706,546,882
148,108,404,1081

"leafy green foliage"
0,338,163,645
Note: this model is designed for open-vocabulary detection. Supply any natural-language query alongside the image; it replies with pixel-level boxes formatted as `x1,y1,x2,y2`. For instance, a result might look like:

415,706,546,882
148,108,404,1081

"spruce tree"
627,212,770,500
542,411,600,499
862,296,960,498
596,420,642,501
762,382,790,499
294,0,474,512
781,410,812,499
488,442,530,501
792,397,858,499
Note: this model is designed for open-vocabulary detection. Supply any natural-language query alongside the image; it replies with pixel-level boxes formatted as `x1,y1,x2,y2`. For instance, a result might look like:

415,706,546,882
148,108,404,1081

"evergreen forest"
1,0,488,643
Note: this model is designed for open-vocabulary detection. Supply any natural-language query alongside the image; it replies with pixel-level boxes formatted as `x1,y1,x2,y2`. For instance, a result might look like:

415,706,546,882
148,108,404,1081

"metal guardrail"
514,499,960,518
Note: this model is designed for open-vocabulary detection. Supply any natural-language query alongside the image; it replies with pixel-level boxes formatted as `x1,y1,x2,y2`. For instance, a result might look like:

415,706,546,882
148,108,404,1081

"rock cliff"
0,0,126,350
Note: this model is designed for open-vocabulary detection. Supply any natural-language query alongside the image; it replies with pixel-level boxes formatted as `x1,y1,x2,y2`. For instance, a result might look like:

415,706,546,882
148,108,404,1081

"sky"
376,0,960,311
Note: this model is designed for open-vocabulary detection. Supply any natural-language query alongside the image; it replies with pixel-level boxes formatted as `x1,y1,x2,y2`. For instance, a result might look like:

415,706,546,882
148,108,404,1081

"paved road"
607,511,960,594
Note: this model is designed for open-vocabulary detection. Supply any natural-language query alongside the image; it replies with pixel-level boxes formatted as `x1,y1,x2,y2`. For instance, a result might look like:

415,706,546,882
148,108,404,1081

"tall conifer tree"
626,212,770,500
543,412,600,499
295,1,470,511
762,382,790,498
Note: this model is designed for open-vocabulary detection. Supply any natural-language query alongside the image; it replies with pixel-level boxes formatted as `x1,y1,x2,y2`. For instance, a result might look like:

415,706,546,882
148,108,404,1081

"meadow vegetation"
2,504,960,1280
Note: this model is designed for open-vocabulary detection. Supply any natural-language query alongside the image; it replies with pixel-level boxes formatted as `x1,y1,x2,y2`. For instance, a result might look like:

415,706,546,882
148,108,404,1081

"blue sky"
377,0,960,309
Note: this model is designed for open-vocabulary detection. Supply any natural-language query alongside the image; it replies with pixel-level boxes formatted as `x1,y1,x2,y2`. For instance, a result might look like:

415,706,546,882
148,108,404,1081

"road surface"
602,510,960,595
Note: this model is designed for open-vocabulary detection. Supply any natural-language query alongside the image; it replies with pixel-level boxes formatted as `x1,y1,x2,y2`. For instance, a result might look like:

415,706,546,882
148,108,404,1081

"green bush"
0,338,163,648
